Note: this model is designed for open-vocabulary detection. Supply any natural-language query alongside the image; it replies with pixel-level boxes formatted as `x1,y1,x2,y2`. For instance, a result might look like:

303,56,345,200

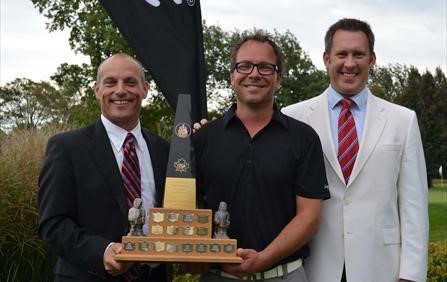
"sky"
1,0,446,86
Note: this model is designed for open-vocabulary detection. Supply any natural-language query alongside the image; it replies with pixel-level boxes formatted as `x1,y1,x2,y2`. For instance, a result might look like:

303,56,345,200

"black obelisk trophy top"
163,94,196,209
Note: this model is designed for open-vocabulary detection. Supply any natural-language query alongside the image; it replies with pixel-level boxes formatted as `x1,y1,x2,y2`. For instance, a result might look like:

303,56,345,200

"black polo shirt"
193,104,329,264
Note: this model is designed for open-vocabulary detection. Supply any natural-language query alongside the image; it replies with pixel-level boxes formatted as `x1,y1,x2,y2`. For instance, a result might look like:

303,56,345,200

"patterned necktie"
122,133,141,281
122,133,141,208
338,98,359,184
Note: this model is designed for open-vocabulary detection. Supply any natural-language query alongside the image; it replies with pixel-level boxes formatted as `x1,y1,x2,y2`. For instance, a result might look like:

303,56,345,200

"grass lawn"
429,179,447,242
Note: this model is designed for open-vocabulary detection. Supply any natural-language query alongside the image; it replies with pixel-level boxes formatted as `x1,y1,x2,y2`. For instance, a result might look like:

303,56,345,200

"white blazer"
282,89,428,282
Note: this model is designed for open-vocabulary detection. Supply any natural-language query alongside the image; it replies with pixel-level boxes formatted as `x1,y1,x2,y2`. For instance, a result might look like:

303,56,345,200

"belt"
209,258,302,280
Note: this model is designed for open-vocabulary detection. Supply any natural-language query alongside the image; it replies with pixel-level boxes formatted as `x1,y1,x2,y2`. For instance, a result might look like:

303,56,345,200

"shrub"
173,264,200,282
428,240,447,282
0,128,62,281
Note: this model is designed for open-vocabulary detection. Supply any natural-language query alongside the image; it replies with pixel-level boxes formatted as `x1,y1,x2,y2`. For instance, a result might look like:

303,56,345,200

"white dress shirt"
327,85,368,152
101,115,155,235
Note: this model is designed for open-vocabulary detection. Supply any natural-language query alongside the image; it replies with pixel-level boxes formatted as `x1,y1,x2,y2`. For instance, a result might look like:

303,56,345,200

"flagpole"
439,165,443,187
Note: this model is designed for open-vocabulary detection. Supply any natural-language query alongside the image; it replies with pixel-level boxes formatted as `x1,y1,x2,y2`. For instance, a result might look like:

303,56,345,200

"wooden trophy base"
116,236,242,263
115,208,242,263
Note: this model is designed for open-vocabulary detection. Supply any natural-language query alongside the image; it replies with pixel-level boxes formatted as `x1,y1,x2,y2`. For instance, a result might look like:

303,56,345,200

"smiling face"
324,30,376,96
230,40,282,108
94,55,148,131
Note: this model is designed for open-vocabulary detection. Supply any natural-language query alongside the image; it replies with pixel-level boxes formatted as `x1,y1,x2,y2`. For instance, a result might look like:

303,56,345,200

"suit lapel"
348,92,387,185
307,93,345,184
90,120,128,217
142,131,164,207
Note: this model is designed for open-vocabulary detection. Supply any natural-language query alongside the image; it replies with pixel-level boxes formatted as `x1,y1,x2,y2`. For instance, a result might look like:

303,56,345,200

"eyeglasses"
234,62,279,75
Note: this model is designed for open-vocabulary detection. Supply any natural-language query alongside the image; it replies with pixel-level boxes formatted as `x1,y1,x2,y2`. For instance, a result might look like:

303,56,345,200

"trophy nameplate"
163,177,196,209
116,94,242,263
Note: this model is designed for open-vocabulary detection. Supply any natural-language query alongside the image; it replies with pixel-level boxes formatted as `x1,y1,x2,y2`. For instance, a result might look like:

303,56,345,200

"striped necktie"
122,133,141,208
338,98,359,184
121,133,141,281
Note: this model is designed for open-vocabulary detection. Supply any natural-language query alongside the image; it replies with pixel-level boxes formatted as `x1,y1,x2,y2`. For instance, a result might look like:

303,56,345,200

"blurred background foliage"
0,0,445,281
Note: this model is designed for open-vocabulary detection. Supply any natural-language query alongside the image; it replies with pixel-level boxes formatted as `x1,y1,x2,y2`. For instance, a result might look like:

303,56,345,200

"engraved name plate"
166,225,179,235
167,212,180,222
182,213,194,223
123,242,135,251
196,227,208,236
152,212,165,223
155,241,166,252
210,244,221,253
151,225,163,235
182,243,193,253
167,243,179,253
197,214,209,224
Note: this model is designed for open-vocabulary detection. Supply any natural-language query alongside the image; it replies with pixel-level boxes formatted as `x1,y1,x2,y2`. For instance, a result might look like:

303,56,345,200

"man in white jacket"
282,18,428,282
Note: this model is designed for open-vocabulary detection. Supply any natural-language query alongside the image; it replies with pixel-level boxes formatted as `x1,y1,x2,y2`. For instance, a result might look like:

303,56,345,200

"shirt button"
343,199,351,205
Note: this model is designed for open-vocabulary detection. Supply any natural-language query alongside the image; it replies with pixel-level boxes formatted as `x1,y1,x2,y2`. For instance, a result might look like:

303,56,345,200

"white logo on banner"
145,0,195,7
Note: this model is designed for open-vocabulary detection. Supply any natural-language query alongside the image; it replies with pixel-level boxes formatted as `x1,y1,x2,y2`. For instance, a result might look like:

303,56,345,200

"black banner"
167,94,194,178
100,0,207,122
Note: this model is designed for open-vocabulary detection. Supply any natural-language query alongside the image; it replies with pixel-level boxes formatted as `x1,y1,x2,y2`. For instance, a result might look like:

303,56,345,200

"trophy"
116,94,242,263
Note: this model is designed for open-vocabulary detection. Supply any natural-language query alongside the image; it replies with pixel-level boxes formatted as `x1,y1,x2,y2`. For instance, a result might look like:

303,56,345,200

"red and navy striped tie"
338,98,359,185
122,133,141,208
121,133,140,281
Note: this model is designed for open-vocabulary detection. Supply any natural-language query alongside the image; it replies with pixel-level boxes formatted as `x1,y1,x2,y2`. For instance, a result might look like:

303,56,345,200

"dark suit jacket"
38,120,170,281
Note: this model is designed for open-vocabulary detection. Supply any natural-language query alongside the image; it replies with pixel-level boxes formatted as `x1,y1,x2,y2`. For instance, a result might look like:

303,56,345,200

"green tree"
202,26,327,112
50,62,99,127
0,78,68,130
432,68,447,175
395,67,447,185
201,24,237,113
31,0,131,67
369,64,447,185
274,30,328,107
31,0,175,135
31,0,327,124
369,63,410,102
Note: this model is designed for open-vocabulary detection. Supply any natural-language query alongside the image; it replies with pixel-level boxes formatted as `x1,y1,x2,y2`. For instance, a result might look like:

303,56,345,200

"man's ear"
370,52,376,68
143,81,149,99
230,72,235,88
323,51,330,68
275,73,282,89
93,82,100,100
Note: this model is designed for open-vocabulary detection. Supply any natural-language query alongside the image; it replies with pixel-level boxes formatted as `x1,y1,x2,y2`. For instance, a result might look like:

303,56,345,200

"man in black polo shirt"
193,30,330,281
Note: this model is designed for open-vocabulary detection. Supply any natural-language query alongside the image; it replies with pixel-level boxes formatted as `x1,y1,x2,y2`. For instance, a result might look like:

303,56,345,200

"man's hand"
222,248,268,278
103,243,133,276
193,118,209,133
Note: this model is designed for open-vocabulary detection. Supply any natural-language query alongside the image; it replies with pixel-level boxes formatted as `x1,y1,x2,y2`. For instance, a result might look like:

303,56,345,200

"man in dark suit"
38,53,170,281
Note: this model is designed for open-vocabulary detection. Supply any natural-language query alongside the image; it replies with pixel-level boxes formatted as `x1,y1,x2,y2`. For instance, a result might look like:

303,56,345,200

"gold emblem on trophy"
174,158,189,173
175,122,191,138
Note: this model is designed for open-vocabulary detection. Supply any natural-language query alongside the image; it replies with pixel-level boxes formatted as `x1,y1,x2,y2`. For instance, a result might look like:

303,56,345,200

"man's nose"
115,81,126,94
344,55,356,68
248,65,262,78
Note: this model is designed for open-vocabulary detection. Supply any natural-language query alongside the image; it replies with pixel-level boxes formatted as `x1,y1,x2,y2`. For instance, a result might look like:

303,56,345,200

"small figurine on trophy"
128,198,145,236
213,201,230,239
